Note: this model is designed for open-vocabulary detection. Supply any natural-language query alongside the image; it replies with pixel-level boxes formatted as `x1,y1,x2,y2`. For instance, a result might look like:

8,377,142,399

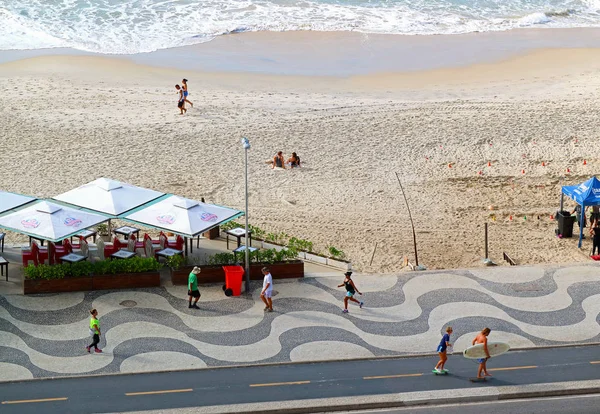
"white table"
113,226,140,239
71,229,97,243
225,228,252,250
155,248,184,258
111,249,136,260
60,253,87,263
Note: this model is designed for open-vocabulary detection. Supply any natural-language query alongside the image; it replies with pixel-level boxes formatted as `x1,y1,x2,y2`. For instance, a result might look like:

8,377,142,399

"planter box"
249,261,304,280
23,272,160,294
92,272,160,290
203,226,220,240
24,276,93,295
171,265,224,285
171,261,304,285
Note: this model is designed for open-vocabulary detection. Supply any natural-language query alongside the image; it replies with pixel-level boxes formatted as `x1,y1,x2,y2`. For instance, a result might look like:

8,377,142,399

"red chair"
71,236,82,251
131,234,145,250
37,242,49,264
22,243,39,267
55,239,73,262
146,233,161,247
101,238,118,258
47,242,56,265
112,236,127,250
167,235,185,251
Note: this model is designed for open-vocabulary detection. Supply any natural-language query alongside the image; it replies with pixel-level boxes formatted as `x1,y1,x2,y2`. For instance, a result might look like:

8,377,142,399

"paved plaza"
0,261,599,382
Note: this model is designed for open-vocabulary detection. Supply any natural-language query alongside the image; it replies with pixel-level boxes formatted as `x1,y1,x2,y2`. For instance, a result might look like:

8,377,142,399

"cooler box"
222,265,244,297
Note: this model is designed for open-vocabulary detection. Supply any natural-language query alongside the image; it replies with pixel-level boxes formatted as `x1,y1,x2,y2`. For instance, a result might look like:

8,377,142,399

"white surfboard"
463,342,510,359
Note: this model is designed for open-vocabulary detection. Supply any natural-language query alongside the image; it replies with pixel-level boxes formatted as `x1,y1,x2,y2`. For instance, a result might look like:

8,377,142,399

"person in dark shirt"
434,326,453,373
337,272,363,313
591,220,600,256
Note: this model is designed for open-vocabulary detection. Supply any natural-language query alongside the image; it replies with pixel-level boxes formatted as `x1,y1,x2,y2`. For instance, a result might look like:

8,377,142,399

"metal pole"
484,223,489,259
395,172,418,267
244,146,250,293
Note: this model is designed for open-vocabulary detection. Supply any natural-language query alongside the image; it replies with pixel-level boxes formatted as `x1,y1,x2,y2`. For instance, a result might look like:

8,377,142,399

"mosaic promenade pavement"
1,264,599,382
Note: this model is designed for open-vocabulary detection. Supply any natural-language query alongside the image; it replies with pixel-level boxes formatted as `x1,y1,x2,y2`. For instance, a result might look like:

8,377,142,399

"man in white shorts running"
261,267,274,312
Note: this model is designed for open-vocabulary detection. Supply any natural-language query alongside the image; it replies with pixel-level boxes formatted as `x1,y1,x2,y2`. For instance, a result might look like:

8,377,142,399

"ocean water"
1,0,600,54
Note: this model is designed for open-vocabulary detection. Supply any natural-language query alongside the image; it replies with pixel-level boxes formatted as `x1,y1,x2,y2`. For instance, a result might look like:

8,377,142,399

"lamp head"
241,137,250,150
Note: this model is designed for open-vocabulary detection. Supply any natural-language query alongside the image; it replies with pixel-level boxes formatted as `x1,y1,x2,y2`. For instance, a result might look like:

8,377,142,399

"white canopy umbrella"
53,177,165,217
0,201,108,242
123,195,243,237
0,191,36,215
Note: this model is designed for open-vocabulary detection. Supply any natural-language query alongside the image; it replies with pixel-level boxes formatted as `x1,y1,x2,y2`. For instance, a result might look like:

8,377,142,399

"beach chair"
54,239,71,262
47,242,56,265
167,235,184,251
36,241,49,264
143,238,154,258
97,238,115,259
22,242,39,267
127,237,136,253
130,234,145,250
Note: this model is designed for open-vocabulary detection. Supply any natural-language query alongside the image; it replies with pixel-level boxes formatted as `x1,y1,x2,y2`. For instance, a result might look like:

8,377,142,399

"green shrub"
288,237,313,253
24,257,162,280
165,254,185,270
327,246,346,260
206,252,237,266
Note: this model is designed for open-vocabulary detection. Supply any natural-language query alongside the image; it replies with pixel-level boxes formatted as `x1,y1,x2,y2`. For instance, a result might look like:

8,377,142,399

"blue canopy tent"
561,176,600,248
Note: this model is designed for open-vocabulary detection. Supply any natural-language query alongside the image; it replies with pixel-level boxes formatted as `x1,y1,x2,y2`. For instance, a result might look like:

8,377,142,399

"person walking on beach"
472,327,492,379
188,266,201,309
337,271,363,313
175,84,186,115
261,267,274,312
434,326,453,373
182,78,193,107
86,309,102,354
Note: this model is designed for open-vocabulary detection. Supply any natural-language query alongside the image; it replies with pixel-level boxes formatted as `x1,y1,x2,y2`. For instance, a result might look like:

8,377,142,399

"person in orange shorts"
472,327,492,378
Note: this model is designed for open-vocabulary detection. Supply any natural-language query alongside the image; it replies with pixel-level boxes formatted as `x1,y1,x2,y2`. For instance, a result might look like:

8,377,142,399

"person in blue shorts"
337,271,363,313
434,326,452,373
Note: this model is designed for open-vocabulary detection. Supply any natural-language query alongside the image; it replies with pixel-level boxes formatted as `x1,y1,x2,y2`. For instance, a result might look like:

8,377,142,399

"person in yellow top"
86,308,102,353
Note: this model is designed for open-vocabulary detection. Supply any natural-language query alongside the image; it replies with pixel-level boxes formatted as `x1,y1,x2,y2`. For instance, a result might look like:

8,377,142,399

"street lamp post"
241,137,251,293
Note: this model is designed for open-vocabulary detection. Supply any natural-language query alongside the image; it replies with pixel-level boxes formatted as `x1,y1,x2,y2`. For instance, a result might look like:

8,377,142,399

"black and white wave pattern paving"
0,264,599,381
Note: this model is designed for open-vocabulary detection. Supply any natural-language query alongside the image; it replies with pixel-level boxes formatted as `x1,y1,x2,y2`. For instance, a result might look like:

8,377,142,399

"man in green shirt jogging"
188,266,201,309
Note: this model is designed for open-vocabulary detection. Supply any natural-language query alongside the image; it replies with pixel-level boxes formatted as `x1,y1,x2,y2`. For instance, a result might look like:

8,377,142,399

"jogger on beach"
337,271,363,313
434,326,453,373
86,309,102,354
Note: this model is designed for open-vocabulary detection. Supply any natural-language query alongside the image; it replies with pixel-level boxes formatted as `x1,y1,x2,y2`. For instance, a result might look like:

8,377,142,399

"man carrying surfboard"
472,327,492,378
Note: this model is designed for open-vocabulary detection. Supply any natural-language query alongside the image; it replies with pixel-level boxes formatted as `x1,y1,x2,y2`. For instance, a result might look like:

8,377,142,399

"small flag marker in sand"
448,163,452,168
584,159,587,165
524,216,527,221
521,169,525,174
487,161,491,167
542,161,545,167
478,170,483,175
509,215,513,221
566,167,571,173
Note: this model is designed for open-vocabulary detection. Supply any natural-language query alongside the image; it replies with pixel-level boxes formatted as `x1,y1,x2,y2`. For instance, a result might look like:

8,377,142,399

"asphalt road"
350,394,600,414
0,345,599,414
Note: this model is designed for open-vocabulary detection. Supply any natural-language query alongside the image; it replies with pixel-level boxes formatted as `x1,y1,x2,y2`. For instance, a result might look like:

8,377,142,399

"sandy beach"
2,29,600,272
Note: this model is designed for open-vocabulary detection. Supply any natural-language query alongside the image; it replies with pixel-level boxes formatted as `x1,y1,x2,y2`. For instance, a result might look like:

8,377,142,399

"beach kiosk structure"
53,177,165,217
561,176,600,248
0,201,107,243
122,195,243,255
0,191,36,215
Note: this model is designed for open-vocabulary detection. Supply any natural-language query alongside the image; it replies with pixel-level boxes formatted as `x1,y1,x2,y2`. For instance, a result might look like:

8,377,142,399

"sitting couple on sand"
174,78,193,115
270,151,301,169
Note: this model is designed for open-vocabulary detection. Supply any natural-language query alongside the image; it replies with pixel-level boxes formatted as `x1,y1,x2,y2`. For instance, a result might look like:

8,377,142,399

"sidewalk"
0,249,599,381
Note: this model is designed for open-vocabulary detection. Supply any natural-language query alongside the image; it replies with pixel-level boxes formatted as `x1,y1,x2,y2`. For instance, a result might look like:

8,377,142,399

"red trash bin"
222,265,244,296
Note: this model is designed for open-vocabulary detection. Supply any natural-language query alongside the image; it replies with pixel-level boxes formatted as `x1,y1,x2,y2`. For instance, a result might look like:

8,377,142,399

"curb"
2,342,600,385
129,380,600,414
